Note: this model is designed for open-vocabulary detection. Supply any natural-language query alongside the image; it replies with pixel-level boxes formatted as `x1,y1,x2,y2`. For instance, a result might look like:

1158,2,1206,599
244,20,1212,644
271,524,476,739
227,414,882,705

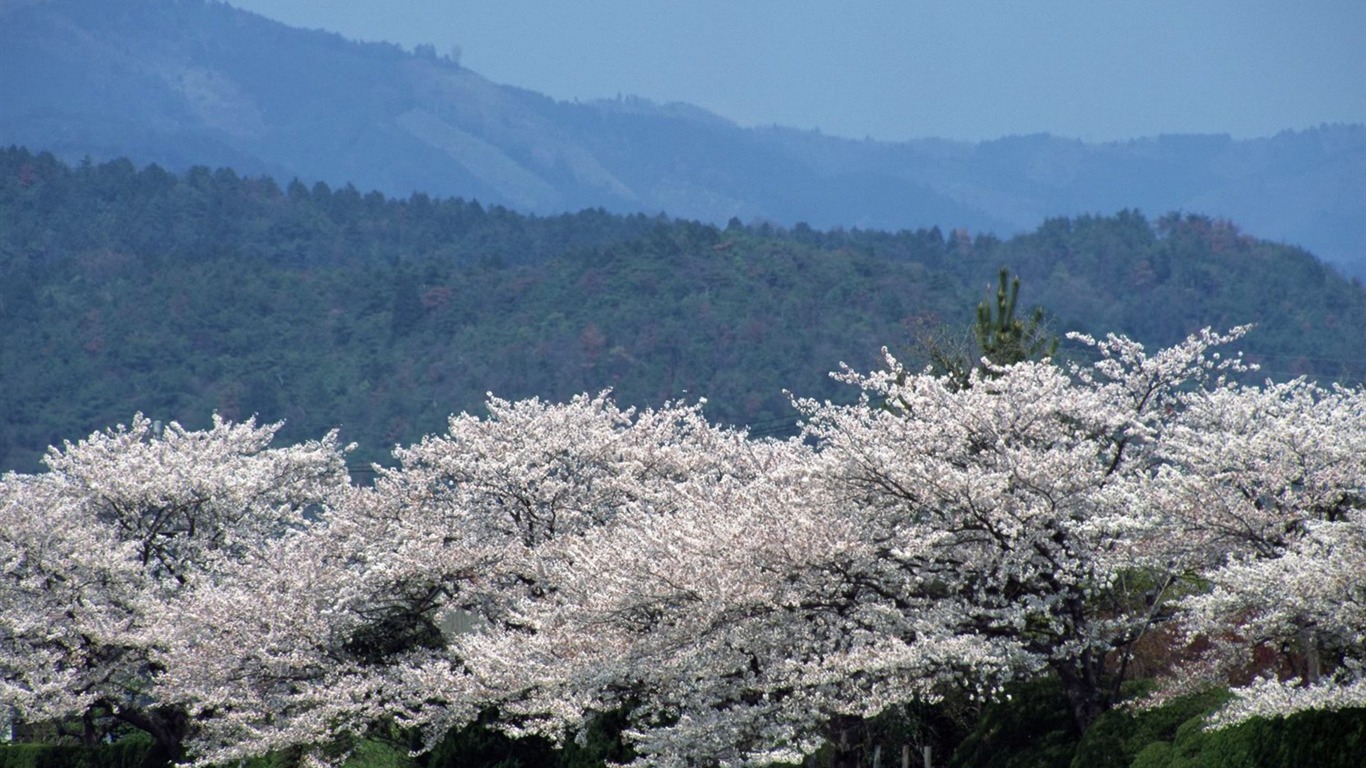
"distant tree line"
1,147,1363,473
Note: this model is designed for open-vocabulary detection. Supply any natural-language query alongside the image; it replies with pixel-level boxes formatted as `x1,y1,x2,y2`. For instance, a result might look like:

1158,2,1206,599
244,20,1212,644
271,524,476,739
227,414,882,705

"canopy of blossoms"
1,329,1361,767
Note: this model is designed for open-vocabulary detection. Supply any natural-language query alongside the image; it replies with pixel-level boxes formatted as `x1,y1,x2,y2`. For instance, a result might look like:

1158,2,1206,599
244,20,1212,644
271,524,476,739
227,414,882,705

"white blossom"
0,414,350,755
8,329,1362,765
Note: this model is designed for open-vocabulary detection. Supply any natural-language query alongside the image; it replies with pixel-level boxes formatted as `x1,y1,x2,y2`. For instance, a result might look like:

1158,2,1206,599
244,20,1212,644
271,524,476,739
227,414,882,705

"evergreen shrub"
0,737,154,768
948,678,1078,768
1149,706,1366,768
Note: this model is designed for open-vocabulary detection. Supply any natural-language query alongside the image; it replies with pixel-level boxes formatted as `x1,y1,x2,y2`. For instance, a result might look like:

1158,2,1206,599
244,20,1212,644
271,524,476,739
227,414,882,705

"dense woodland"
3,148,1363,473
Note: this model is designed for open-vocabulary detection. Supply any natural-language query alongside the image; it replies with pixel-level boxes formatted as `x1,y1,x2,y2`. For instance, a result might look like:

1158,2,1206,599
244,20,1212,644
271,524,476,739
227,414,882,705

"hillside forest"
2,147,1363,474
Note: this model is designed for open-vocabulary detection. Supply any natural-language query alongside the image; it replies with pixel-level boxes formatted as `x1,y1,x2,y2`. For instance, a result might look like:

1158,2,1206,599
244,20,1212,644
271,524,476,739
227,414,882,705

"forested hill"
2,0,1364,277
2,148,1364,472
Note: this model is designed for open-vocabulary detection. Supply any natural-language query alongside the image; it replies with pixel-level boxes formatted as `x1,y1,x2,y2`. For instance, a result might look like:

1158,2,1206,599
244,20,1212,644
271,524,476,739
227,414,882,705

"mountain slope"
2,0,1363,277
3,149,1363,473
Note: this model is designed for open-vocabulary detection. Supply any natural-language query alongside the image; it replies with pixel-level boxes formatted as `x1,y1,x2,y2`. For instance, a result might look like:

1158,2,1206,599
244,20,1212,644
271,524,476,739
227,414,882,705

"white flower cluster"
1,330,1362,765
0,415,349,755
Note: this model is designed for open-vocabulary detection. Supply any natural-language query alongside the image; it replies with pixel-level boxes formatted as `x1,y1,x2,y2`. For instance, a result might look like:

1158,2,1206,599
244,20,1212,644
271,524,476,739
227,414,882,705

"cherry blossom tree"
786,329,1266,734
454,329,1275,764
1176,511,1366,727
0,414,350,760
1146,377,1364,567
459,440,1024,768
1143,377,1366,724
9,332,1361,768
154,393,773,766
168,330,1364,767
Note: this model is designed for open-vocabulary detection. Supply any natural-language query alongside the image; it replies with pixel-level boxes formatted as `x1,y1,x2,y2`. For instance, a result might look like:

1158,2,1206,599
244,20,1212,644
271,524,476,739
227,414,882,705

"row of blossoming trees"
2,327,1363,767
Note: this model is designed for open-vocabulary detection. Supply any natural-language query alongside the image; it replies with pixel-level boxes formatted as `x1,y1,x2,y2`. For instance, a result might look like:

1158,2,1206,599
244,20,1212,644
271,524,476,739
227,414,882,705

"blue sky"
225,0,1365,143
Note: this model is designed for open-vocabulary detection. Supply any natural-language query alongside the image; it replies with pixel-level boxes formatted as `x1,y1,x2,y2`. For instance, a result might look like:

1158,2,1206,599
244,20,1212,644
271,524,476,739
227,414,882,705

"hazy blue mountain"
3,0,1363,277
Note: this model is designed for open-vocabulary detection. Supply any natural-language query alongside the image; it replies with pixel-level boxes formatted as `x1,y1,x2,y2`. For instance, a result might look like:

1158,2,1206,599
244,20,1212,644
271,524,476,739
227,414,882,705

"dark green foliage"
0,744,78,768
231,740,418,768
341,741,419,768
1133,707,1366,768
0,736,157,768
425,723,557,768
389,270,425,339
940,679,1366,768
1,150,1364,474
200,741,419,768
797,701,974,768
919,268,1058,388
1068,688,1230,768
949,679,1080,768
1130,742,1174,768
974,268,1058,369
420,709,631,768
554,708,636,768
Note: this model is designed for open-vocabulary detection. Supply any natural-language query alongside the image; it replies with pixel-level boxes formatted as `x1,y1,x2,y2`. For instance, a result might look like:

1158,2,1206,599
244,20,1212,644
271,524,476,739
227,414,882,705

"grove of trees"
4,148,1365,478
3,327,1362,767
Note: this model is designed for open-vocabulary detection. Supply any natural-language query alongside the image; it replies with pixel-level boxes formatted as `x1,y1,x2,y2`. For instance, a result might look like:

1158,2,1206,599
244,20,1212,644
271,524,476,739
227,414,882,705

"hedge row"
3,695,1363,768
952,680,1366,768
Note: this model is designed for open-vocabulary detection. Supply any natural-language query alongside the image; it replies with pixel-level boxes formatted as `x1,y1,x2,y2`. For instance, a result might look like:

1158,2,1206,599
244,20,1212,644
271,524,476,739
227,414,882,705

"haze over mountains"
2,0,1363,277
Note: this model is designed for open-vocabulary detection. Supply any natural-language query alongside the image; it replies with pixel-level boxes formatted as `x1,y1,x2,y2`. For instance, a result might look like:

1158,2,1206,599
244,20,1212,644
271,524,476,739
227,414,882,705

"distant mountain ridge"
2,0,1363,277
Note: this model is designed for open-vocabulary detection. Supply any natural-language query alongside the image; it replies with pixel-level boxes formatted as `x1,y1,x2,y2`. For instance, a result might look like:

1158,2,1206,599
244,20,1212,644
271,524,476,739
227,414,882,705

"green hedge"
944,678,1366,768
1069,691,1366,768
1138,706,1366,768
0,737,157,768
4,701,1361,768
948,679,1079,768
1068,689,1230,768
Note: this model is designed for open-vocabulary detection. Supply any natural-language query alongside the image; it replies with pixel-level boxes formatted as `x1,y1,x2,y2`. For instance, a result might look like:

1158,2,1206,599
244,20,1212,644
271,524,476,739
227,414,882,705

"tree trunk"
82,710,99,746
114,705,189,767
1301,627,1322,684
828,714,864,768
1052,651,1108,734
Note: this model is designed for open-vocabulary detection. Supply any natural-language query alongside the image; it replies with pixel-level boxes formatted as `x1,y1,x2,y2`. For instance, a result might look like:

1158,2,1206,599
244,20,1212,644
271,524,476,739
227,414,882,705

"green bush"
0,744,50,768
1157,707,1366,768
4,701,1360,768
947,678,1366,768
1130,742,1173,768
949,679,1079,768
421,709,630,768
1068,689,1229,768
231,739,421,768
342,741,418,768
422,720,558,768
0,737,156,768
